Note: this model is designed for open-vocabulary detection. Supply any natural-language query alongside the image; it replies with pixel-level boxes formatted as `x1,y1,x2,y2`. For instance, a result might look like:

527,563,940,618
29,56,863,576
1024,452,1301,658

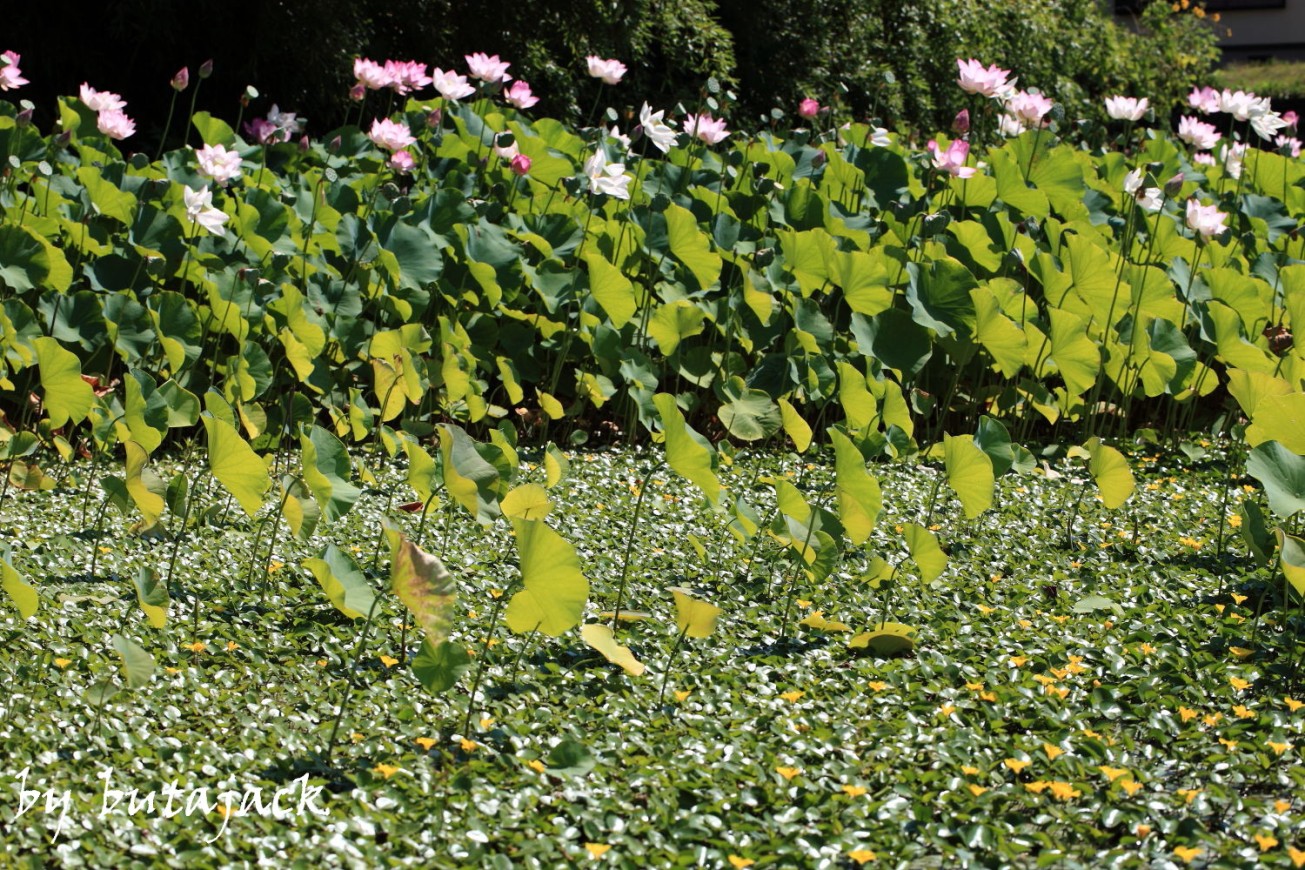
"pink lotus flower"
1275,135,1302,157
1251,110,1288,140
1284,111,1299,132
431,68,475,101
1186,199,1228,240
1177,116,1221,150
928,139,976,178
586,56,627,86
385,60,432,95
244,117,280,144
195,143,242,185
1104,95,1148,122
952,109,970,134
389,150,415,174
1187,86,1220,114
1007,91,1053,127
354,58,393,91
998,113,1025,137
96,110,136,140
503,81,539,109
465,52,511,84
79,83,125,113
683,113,729,145
0,51,28,91
955,58,1014,98
1192,152,1215,166
183,185,228,237
1219,88,1271,122
798,98,820,120
368,118,416,152
171,67,189,93
510,153,532,176
350,83,366,102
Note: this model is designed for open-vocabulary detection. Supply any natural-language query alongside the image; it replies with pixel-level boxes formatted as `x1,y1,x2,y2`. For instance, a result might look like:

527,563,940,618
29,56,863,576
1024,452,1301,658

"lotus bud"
1164,172,1184,197
15,107,31,127
328,135,342,154
952,108,970,134
172,67,189,92
199,59,214,80
427,108,443,129
349,83,365,102
299,135,310,153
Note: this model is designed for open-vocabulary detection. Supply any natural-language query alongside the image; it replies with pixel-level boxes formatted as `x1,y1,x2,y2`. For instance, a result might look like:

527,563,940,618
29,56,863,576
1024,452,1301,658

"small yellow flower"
351,732,364,743
1033,675,1057,686
379,655,399,668
867,681,888,692
268,561,284,573
796,599,812,608
848,850,877,865
1099,766,1128,782
1050,615,1069,624
1230,676,1252,690
977,605,994,614
1228,515,1243,529
841,784,867,797
480,717,494,729
1267,741,1291,755
165,666,180,675
1218,738,1238,750
1018,619,1032,629
1289,847,1305,868
965,681,983,691
967,784,988,797
779,690,804,703
98,546,112,554
584,843,611,859
489,588,503,599
1024,781,1050,793
1009,656,1027,667
938,704,956,718
1138,643,1156,655
1255,834,1279,852
54,658,72,669
372,763,399,779
1042,743,1064,761
415,737,436,751
1048,781,1081,801
1005,759,1031,774
1173,846,1201,864
674,690,691,702
1275,799,1291,813
528,760,547,773
1135,824,1151,838
1178,706,1199,722
1231,593,1248,604
460,739,478,752
776,766,800,780
1177,788,1201,804
728,858,755,870
1233,704,1255,720
1284,697,1303,712
1050,667,1070,679
1046,685,1069,699
1203,713,1222,727
185,641,206,654
1120,779,1144,796
978,691,996,702
317,658,328,667
1229,646,1254,660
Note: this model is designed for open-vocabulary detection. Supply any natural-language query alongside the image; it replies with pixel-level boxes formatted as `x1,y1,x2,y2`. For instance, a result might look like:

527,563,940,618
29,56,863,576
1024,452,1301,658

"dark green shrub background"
9,0,1216,146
